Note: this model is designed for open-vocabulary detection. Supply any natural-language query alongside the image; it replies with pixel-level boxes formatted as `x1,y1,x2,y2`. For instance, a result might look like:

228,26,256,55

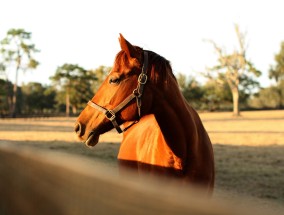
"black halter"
87,51,148,133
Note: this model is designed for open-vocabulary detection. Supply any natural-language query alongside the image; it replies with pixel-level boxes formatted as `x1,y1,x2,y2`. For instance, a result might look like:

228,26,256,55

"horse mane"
114,47,176,86
147,50,176,86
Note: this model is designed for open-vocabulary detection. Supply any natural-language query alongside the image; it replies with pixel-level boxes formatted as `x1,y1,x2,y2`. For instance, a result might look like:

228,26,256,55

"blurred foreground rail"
0,144,277,215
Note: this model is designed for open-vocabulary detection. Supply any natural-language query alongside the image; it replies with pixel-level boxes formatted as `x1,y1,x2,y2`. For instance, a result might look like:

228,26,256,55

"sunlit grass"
1,110,283,145
0,110,284,213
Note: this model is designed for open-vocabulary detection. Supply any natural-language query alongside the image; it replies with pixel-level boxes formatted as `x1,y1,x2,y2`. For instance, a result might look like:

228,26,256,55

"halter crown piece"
87,51,148,133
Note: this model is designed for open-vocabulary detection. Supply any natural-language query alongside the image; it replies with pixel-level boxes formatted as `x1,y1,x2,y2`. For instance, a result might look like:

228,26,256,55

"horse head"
75,34,154,146
75,35,215,192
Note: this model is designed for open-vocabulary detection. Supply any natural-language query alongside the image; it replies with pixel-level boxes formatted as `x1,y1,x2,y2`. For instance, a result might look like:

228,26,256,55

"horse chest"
117,116,182,170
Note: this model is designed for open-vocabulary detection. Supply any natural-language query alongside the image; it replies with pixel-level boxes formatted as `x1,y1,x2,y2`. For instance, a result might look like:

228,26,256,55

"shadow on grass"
213,144,284,204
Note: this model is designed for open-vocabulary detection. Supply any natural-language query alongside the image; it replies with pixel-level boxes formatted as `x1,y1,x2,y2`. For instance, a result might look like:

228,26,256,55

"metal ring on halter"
138,73,147,84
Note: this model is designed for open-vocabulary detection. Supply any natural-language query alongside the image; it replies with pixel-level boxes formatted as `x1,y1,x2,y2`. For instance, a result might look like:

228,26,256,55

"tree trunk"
66,90,70,117
11,67,20,118
72,105,77,115
232,87,240,116
277,86,282,109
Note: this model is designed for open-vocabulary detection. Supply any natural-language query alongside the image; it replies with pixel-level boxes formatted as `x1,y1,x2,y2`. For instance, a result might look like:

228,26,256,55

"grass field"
0,110,283,213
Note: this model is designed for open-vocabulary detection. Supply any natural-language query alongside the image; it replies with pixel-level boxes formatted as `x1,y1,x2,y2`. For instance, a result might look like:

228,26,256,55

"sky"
1,0,284,87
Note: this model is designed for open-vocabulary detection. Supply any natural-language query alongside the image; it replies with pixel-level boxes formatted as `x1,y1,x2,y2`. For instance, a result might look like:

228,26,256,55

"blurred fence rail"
0,145,270,215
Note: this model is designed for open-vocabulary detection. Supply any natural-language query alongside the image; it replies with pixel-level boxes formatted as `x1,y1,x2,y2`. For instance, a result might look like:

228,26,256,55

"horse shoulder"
118,114,182,170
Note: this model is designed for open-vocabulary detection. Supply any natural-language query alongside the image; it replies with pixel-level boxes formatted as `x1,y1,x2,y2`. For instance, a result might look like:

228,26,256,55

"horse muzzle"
74,122,100,147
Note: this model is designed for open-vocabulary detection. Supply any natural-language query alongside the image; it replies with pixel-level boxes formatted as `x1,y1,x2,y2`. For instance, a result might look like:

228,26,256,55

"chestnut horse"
75,34,214,193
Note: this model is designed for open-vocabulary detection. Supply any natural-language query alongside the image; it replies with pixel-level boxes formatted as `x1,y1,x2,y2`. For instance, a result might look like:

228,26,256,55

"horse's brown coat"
119,114,183,170
75,34,214,193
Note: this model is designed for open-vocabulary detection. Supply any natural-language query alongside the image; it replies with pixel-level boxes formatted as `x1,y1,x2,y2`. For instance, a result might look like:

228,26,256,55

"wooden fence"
0,144,269,215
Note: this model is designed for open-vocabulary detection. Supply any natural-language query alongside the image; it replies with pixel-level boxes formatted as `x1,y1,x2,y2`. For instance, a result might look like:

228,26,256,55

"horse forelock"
114,48,176,86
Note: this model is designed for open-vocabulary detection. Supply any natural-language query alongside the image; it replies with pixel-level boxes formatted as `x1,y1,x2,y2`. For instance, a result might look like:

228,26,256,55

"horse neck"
151,77,199,160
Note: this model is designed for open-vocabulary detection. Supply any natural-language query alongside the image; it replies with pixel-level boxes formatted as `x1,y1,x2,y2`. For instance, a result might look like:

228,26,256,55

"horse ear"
119,33,140,59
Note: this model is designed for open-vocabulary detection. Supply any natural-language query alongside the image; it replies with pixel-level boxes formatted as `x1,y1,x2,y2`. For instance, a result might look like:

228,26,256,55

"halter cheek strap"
87,51,148,133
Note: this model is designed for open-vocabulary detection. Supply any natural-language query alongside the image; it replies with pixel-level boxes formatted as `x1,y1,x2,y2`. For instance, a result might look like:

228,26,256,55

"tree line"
0,27,283,118
0,65,110,117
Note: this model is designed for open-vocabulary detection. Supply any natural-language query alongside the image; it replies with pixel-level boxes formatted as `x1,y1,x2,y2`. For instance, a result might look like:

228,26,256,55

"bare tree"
205,24,260,116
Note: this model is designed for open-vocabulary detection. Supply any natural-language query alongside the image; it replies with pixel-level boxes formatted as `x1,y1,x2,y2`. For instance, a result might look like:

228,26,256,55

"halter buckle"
105,110,116,121
133,88,142,98
138,73,147,84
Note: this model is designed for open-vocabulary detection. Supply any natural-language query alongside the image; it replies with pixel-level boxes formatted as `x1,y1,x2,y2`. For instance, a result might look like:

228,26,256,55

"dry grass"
0,110,284,214
1,110,283,145
0,117,122,143
199,110,284,146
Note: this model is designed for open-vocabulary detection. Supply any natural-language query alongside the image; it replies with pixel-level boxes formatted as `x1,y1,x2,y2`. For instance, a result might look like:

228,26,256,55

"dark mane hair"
146,50,176,85
114,47,176,85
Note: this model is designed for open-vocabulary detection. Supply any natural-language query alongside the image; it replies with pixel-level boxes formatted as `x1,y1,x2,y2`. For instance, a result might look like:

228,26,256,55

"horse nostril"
74,122,82,136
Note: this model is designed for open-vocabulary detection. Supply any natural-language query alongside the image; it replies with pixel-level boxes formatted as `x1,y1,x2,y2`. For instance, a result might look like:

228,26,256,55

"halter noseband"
87,51,148,133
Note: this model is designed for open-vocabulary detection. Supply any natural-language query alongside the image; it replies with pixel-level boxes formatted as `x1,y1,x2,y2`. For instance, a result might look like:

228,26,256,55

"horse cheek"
120,103,138,121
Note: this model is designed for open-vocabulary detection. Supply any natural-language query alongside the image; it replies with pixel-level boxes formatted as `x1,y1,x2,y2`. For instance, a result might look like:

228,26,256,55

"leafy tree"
269,41,284,108
269,42,284,84
0,63,6,79
50,64,94,116
0,79,13,117
201,73,256,111
176,73,205,110
69,74,94,113
202,76,232,111
206,24,261,116
88,66,111,93
0,29,39,117
21,82,56,114
42,87,57,112
249,83,284,109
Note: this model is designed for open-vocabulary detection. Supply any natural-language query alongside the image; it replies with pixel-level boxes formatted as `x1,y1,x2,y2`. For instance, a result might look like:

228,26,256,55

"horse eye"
109,77,120,84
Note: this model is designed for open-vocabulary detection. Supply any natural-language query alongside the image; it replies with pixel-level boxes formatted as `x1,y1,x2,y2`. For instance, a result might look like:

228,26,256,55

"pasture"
0,110,283,214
